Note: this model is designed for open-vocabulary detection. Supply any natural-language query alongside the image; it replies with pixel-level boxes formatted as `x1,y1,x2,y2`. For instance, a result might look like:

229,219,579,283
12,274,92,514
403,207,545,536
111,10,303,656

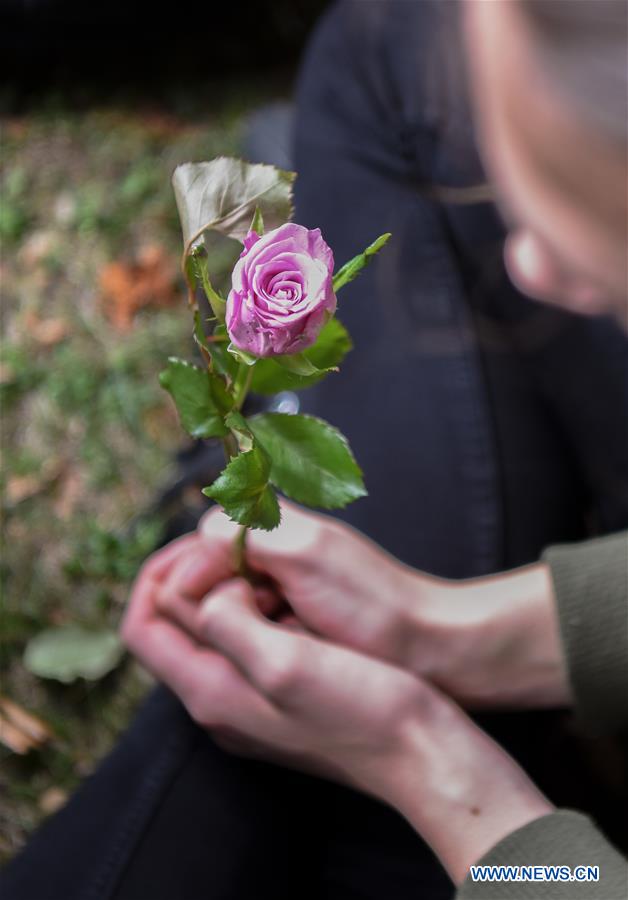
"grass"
0,86,283,862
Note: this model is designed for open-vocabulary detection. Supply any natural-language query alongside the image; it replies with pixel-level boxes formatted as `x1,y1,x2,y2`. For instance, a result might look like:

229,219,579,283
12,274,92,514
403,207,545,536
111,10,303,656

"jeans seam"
84,726,195,900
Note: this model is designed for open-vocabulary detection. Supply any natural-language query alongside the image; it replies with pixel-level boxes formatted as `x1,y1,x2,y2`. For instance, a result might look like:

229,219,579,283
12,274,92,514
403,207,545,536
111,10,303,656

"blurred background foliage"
0,0,327,859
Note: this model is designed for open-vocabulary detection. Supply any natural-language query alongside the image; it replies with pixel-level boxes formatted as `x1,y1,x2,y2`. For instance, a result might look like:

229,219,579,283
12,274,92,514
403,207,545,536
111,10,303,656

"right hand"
191,500,571,710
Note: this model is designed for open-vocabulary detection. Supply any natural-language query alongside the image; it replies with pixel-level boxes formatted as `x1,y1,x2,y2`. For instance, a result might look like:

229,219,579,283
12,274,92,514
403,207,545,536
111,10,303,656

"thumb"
199,500,325,586
198,577,258,633
246,501,331,585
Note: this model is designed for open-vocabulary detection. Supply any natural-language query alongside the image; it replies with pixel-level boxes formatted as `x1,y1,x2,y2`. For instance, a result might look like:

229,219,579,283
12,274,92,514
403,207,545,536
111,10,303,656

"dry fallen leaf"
39,787,68,815
99,243,180,331
53,468,85,520
24,310,70,347
19,230,58,268
5,460,66,506
0,696,53,755
5,475,42,505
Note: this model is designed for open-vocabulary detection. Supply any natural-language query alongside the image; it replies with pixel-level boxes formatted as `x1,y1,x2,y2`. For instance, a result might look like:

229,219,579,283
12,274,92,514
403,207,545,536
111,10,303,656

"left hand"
121,536,553,884
120,532,428,800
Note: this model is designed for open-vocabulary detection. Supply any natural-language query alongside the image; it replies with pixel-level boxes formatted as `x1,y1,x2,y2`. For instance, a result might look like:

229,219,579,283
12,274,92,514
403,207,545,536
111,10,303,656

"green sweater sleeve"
457,534,628,899
456,811,628,899
543,531,628,735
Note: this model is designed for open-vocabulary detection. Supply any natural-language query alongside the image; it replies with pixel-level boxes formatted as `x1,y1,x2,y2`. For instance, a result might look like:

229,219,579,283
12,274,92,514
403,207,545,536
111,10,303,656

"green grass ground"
0,88,280,861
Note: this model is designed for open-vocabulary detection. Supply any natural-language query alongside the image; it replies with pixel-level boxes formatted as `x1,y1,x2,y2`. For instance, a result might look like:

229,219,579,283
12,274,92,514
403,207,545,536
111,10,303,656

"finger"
199,501,327,588
255,584,285,619
199,578,319,707
139,532,200,584
197,506,242,544
164,533,233,601
277,612,307,632
123,542,263,722
154,533,237,636
121,534,199,640
199,580,409,721
156,586,206,641
128,608,275,733
199,498,315,562
160,579,285,644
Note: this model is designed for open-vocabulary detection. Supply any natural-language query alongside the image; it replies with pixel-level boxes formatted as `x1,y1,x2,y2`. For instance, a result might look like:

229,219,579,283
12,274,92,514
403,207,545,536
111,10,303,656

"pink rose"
226,222,337,358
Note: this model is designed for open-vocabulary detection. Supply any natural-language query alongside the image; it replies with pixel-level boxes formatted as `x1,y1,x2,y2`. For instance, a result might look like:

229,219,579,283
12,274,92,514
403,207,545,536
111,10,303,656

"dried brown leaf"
5,460,65,506
52,469,84,520
0,696,54,755
99,243,180,331
39,787,68,815
24,310,70,347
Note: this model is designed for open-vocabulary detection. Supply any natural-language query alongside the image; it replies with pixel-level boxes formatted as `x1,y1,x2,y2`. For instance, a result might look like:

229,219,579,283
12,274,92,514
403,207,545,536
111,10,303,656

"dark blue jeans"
3,2,628,898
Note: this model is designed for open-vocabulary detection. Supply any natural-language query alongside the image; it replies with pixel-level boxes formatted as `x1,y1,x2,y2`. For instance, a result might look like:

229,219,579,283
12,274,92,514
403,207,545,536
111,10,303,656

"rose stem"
234,365,254,411
221,433,238,460
226,361,256,577
219,436,250,577
232,524,249,577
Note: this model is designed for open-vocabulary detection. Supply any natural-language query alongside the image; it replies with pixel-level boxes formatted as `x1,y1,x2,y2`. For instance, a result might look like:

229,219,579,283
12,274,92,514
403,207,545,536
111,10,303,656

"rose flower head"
226,222,337,358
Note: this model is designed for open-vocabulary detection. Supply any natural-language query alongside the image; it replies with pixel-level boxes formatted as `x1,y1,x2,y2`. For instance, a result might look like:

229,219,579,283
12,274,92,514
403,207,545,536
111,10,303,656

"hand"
120,533,440,800
197,501,572,709
121,539,553,885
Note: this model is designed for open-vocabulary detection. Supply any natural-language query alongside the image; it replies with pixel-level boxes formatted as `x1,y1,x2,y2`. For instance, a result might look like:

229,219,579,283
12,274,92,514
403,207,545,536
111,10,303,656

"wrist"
388,696,554,885
403,562,572,708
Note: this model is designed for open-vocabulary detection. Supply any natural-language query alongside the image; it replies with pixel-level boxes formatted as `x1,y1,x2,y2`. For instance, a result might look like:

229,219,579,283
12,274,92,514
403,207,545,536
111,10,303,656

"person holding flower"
123,1,628,895
3,2,627,899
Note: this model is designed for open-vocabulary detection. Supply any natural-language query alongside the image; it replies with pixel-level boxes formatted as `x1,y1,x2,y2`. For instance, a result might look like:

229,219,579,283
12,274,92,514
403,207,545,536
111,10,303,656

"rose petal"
227,223,336,356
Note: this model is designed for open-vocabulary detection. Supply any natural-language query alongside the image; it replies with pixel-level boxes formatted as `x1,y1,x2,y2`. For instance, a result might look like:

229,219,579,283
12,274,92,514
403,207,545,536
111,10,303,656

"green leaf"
23,626,124,683
194,253,226,322
208,369,233,415
172,157,295,259
227,342,258,367
250,206,264,235
225,410,254,452
198,322,238,383
185,251,200,293
202,436,280,531
272,352,322,377
186,249,227,322
160,357,230,438
332,232,392,292
250,318,352,395
248,413,366,509
193,310,211,354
